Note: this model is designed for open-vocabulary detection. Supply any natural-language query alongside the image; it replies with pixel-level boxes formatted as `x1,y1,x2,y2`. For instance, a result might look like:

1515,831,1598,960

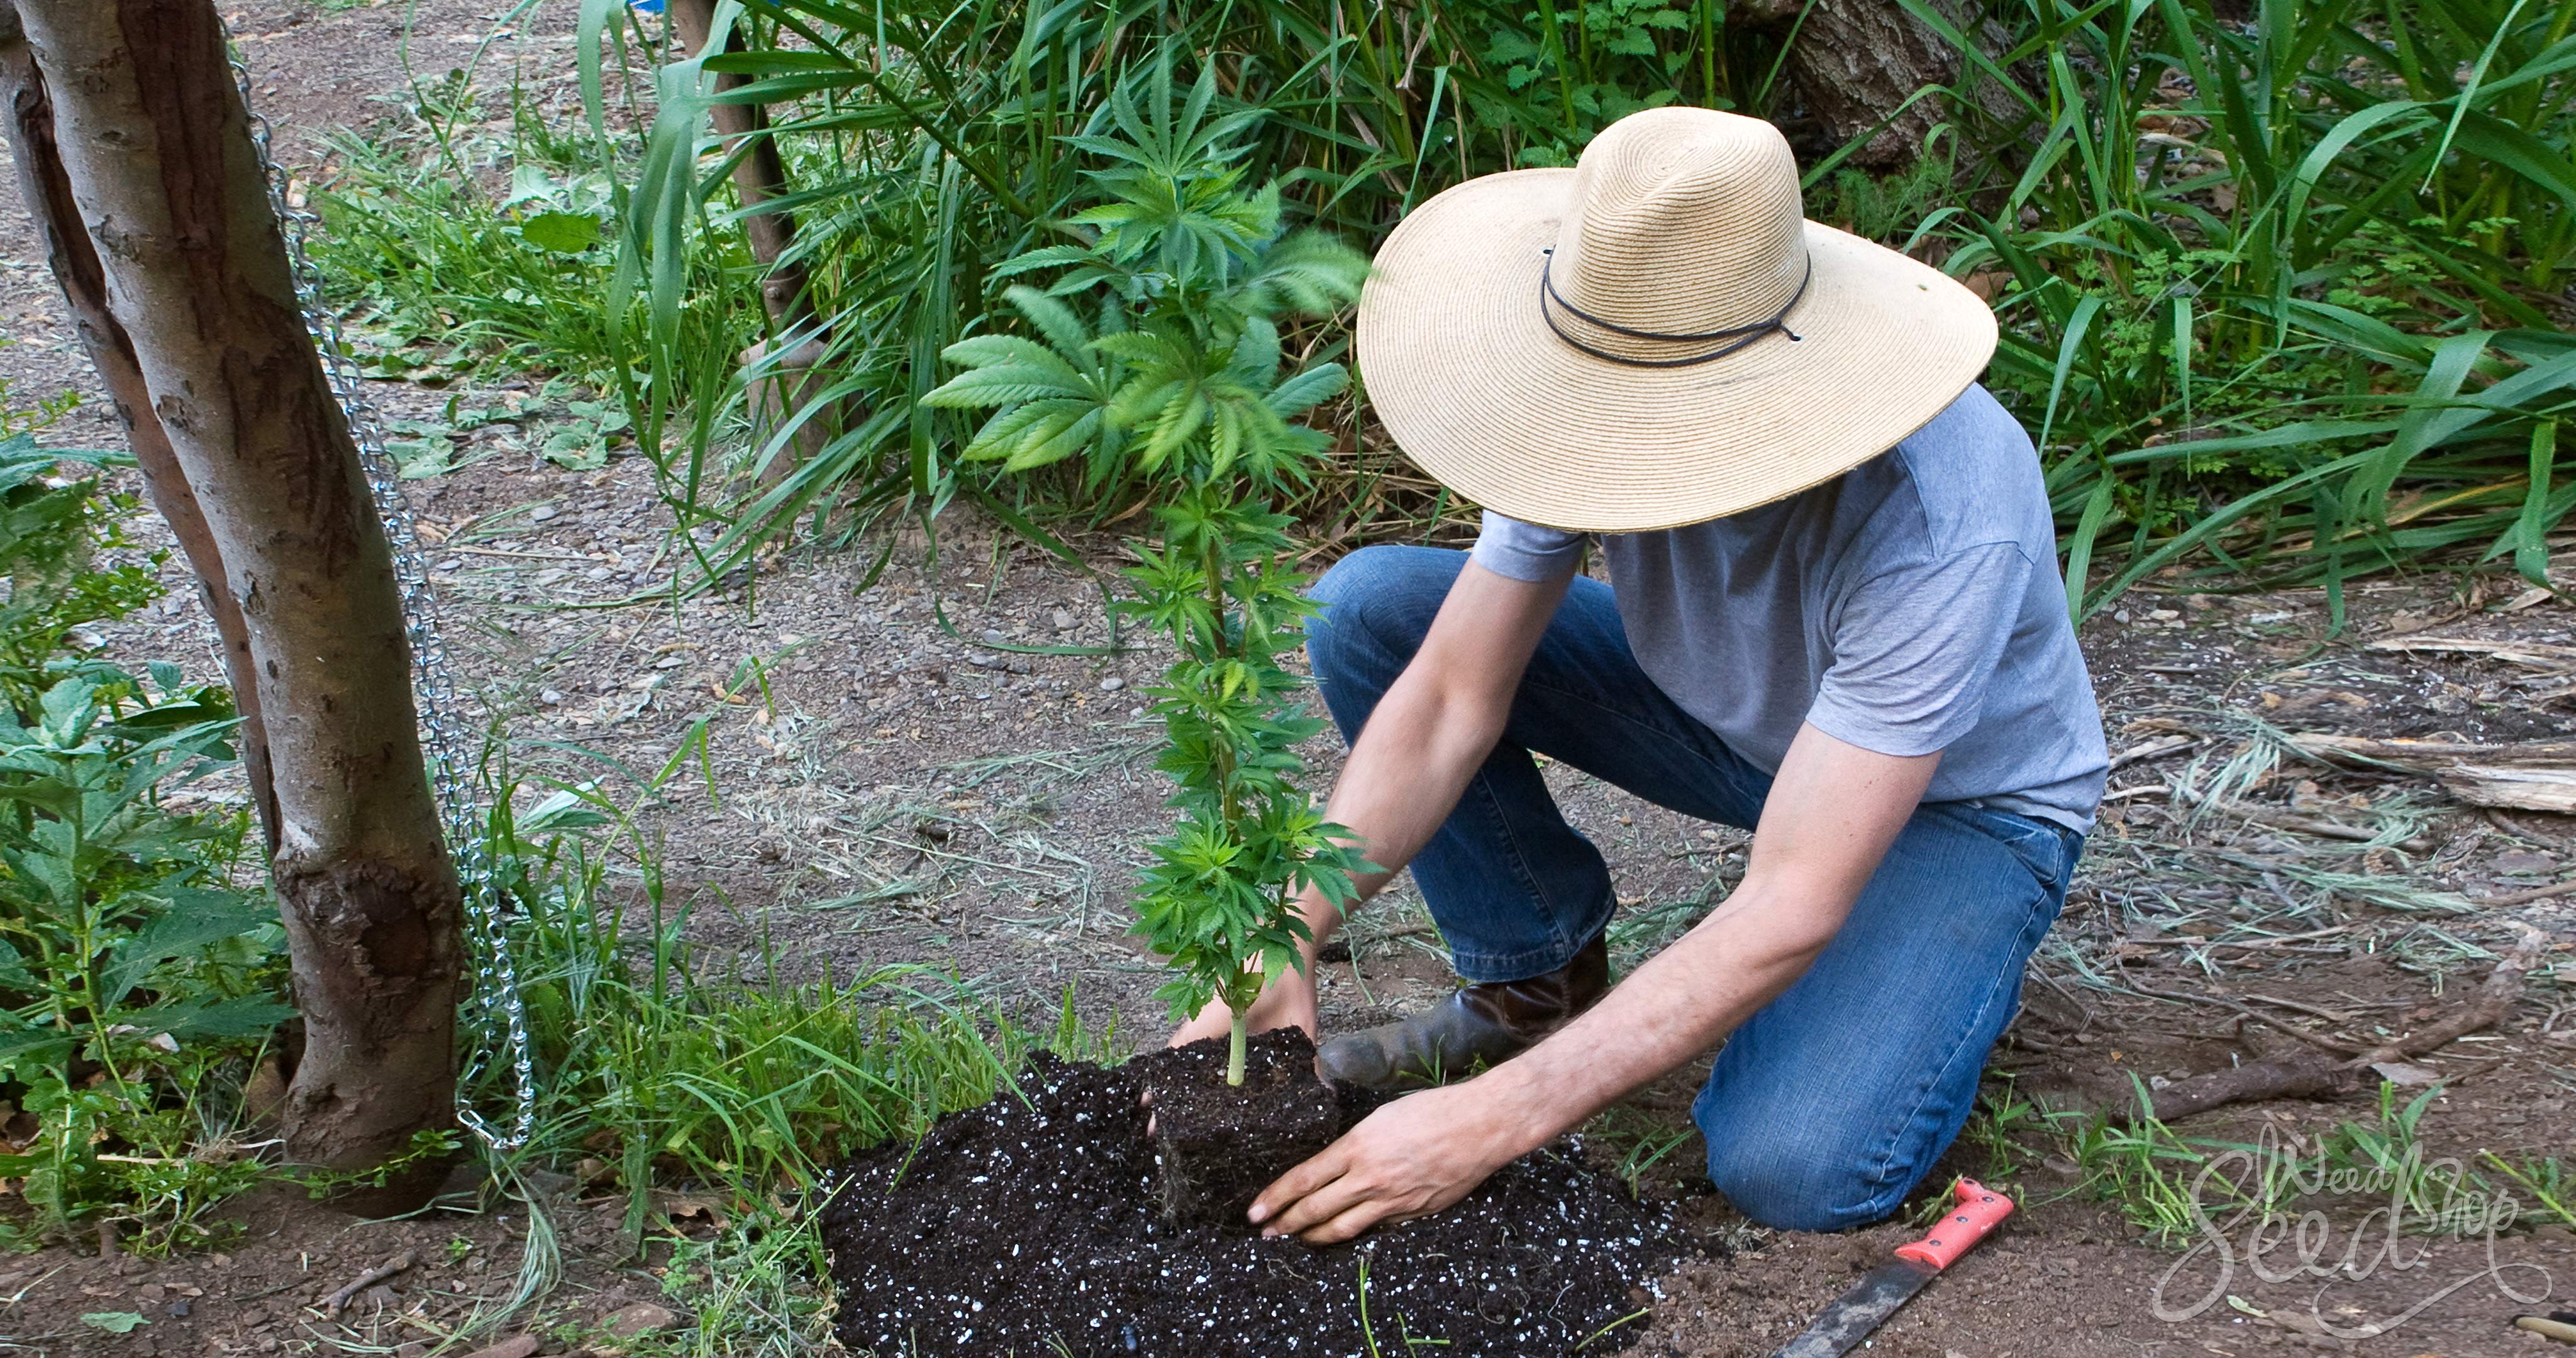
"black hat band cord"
1538,248,1810,368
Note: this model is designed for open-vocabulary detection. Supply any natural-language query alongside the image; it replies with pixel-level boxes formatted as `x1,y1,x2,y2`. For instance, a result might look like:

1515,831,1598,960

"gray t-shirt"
1471,384,2107,832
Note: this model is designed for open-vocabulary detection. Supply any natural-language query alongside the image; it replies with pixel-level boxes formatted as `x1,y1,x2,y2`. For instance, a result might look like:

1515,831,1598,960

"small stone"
438,559,463,572
167,1298,192,1318
1051,609,1075,631
539,689,564,705
654,655,686,669
1099,676,1124,692
585,566,614,583
982,628,1007,645
2495,849,2557,875
530,505,560,523
462,1338,540,1358
396,1344,429,1358
602,1301,680,1337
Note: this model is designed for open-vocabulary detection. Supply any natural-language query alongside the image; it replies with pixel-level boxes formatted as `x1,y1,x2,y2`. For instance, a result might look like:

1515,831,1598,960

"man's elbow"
1702,878,1852,968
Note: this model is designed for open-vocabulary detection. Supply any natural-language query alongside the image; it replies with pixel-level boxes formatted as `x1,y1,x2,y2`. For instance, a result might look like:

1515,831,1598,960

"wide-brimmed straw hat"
1357,106,1997,533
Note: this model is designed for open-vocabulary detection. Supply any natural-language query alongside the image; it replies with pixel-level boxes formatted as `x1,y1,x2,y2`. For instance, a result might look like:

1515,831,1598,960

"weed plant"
924,59,1370,1085
0,431,289,1254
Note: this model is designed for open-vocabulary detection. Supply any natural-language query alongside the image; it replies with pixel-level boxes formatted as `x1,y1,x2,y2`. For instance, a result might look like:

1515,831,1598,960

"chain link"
226,53,538,1152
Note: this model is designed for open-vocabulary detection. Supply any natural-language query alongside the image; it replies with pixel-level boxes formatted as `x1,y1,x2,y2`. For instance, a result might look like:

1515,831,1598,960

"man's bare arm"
1248,724,1940,1241
1166,562,1570,1044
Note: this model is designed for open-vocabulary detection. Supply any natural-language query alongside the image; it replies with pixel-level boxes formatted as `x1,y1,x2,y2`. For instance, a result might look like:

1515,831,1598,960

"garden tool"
1769,1179,2015,1358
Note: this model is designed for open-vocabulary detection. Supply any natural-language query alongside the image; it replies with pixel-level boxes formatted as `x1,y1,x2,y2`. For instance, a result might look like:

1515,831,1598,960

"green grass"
1964,1079,2572,1245
445,763,1119,1352
308,55,752,399
1911,0,2576,618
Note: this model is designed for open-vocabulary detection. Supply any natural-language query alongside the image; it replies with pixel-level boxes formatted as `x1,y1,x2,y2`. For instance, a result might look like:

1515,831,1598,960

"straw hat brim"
1357,168,1999,534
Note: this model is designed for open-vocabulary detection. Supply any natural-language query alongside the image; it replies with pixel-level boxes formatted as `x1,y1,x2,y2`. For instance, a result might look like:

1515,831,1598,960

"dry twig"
325,1250,418,1318
2135,926,2550,1123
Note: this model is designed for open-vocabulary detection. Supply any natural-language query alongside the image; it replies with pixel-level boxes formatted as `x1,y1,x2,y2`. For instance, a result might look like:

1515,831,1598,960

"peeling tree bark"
0,0,281,853
1736,0,2014,170
9,0,462,1169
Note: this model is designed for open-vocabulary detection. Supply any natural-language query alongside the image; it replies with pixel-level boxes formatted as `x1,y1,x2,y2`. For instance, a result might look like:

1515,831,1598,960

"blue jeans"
1305,546,2083,1232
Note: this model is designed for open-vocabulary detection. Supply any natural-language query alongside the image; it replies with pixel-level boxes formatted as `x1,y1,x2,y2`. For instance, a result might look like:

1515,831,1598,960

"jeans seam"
1852,870,2062,1212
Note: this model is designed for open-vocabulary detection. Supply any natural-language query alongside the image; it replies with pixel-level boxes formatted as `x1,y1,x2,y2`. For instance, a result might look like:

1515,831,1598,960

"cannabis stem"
1226,1009,1248,1086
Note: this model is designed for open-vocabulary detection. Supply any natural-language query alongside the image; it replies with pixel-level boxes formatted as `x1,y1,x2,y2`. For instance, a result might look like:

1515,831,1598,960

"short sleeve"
1806,543,2032,758
1470,511,1585,583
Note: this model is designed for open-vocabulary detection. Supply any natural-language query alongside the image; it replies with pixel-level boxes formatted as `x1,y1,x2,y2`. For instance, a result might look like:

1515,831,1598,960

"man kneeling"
1163,106,2109,1242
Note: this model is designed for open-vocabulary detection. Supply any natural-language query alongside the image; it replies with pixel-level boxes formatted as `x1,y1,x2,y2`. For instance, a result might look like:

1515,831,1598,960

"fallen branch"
324,1249,417,1318
2289,733,2576,814
2135,926,2549,1123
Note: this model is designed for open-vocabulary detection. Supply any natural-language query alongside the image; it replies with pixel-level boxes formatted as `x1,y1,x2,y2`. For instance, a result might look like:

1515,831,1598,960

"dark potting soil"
1133,1029,1340,1225
821,1030,1701,1357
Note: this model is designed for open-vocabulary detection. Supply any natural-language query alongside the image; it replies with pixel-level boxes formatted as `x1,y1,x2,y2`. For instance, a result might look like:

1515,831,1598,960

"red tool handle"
1892,1179,2014,1271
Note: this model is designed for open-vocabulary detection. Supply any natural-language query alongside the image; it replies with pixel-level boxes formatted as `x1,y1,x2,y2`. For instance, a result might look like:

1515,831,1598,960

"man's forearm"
1282,670,1511,959
1474,874,1845,1152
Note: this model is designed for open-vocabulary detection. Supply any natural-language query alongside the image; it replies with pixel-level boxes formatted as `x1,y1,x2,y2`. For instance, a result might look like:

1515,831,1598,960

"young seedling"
928,55,1370,1091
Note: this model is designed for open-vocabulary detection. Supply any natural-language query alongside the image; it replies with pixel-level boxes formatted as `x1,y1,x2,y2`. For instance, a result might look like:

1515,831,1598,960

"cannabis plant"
928,59,1369,1086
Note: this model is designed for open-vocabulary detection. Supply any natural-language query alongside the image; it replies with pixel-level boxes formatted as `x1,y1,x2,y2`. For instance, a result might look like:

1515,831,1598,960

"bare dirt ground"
0,3,2570,1354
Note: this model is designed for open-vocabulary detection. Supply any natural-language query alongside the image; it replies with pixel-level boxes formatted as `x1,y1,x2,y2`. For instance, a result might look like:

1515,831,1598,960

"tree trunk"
0,1,281,854
664,0,840,484
10,0,463,1169
1738,0,1994,170
664,0,811,328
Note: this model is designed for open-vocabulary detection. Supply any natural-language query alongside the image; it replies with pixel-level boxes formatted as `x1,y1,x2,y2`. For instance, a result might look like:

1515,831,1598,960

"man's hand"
1247,1083,1524,1243
1165,964,1319,1049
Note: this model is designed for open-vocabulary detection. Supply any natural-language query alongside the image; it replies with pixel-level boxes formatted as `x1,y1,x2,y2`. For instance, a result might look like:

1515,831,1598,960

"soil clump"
821,1032,1699,1357
1134,1029,1340,1225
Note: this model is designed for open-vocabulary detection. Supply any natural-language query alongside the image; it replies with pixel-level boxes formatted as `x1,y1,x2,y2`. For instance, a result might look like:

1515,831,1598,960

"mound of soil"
1134,1029,1340,1225
820,1032,1701,1357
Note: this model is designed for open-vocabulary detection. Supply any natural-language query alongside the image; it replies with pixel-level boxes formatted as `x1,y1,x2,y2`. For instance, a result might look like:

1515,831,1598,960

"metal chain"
226,53,538,1152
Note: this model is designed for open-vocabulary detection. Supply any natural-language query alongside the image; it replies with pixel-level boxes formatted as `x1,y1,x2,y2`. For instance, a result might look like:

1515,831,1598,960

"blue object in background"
630,0,665,13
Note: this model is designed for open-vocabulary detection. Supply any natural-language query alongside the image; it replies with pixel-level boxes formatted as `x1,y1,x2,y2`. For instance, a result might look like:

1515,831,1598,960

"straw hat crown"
1548,108,1807,359
1357,105,1999,533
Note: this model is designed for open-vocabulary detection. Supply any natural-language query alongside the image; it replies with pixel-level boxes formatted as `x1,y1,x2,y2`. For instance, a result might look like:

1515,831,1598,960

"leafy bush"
612,1,1806,573
926,62,1370,1085
0,433,288,1252
615,0,2573,611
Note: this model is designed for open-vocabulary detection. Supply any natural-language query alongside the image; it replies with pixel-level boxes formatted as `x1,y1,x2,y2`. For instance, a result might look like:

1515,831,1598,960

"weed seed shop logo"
2150,1123,2552,1339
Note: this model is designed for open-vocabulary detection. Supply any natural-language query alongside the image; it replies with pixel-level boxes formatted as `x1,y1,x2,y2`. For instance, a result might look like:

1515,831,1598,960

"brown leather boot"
1316,934,1609,1090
